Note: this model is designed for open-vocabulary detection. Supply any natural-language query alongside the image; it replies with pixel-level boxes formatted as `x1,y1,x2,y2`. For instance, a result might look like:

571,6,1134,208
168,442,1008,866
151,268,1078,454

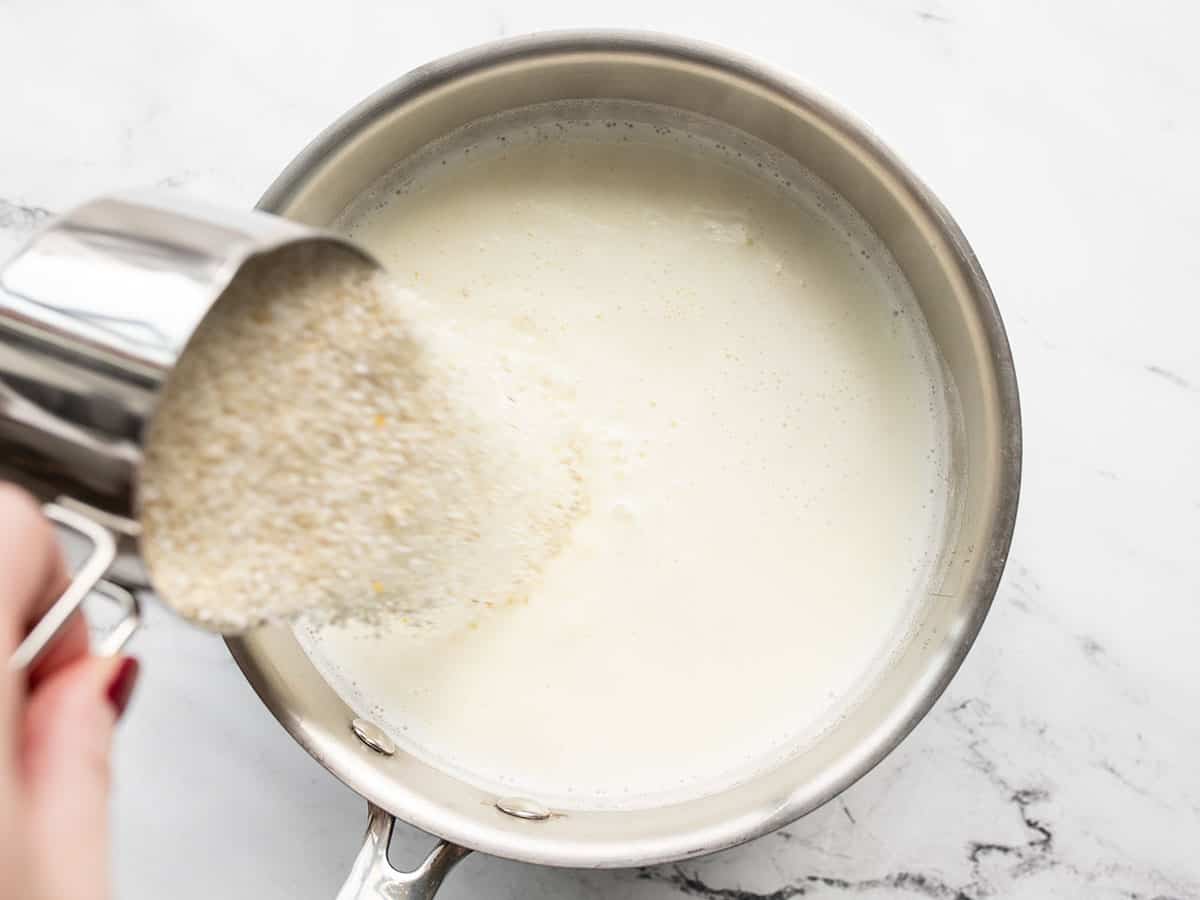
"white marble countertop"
2,2,1198,898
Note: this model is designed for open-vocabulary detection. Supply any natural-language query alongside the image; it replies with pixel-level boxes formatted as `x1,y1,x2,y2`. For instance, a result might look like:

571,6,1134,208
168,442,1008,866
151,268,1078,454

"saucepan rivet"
350,718,396,755
495,797,552,821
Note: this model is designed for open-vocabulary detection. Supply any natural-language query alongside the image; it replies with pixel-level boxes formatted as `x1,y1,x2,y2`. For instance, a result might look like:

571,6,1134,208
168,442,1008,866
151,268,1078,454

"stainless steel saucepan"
0,32,1020,899
242,31,1021,897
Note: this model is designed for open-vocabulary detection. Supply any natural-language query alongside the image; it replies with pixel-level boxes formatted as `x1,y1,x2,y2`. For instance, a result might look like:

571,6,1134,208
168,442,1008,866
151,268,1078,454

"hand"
0,484,138,900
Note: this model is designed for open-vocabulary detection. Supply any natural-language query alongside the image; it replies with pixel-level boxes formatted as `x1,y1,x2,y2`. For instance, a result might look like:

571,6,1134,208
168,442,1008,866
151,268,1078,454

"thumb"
21,654,138,900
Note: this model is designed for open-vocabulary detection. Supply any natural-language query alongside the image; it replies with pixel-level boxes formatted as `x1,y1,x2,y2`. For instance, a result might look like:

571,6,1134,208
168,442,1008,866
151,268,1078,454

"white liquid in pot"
298,114,954,809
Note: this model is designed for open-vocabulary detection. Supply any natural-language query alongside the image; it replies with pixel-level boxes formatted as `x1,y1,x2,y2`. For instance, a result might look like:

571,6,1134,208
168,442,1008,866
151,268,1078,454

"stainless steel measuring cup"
0,189,374,669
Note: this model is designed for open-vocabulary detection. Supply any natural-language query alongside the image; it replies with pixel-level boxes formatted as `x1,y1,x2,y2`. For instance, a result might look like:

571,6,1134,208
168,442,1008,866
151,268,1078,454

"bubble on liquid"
611,499,638,523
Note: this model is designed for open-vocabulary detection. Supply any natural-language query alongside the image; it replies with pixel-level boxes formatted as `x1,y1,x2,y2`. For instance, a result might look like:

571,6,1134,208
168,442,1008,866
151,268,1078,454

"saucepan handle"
336,804,470,900
8,502,142,670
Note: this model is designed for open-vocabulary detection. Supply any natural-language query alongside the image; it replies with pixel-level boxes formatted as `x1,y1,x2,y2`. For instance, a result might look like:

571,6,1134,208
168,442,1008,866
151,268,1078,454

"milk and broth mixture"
300,106,954,808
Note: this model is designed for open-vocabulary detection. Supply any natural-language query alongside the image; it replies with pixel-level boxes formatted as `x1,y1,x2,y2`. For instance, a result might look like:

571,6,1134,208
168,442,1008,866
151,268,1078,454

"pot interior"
228,32,1018,869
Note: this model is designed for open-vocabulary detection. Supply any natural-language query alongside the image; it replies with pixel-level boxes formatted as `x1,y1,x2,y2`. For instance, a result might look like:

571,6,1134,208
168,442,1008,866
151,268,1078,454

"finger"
0,484,90,688
0,484,71,655
21,654,137,900
27,612,90,691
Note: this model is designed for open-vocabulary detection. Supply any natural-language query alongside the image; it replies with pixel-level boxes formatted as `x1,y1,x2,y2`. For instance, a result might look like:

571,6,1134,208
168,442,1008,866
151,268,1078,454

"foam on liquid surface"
299,108,955,810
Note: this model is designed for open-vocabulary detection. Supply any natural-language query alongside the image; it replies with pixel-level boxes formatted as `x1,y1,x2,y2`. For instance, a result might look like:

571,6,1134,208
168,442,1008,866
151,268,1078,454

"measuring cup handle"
336,804,470,900
7,502,141,670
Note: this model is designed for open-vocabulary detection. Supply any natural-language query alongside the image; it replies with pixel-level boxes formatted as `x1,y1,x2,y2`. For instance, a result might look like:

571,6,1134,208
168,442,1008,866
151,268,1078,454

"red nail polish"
106,657,140,718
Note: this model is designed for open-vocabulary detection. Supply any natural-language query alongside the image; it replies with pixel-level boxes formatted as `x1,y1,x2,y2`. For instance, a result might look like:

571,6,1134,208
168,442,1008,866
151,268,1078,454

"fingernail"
106,656,140,719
